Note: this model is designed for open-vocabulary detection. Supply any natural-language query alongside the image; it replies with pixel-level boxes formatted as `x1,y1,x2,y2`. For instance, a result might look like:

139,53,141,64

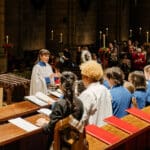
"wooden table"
0,101,40,123
0,73,30,104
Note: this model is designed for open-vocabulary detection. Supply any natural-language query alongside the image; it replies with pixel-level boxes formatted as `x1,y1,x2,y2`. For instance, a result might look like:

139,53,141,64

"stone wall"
0,0,149,70
0,0,7,73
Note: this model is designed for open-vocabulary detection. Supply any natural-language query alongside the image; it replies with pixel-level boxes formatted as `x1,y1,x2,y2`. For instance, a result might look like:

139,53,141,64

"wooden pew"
86,106,150,150
0,107,149,150
0,94,57,123
0,101,40,123
0,114,49,150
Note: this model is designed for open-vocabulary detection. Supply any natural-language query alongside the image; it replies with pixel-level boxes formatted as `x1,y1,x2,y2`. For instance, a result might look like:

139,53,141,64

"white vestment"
81,50,92,63
79,82,112,126
30,62,53,95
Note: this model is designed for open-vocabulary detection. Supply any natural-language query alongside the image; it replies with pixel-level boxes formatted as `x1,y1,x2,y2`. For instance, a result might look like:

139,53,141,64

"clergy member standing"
30,49,54,95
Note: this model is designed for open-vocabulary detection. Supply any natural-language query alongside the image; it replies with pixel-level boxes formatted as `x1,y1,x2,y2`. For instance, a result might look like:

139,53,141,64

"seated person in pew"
36,71,84,150
78,60,113,126
128,71,148,109
123,81,138,107
30,49,54,95
104,67,132,118
144,65,150,106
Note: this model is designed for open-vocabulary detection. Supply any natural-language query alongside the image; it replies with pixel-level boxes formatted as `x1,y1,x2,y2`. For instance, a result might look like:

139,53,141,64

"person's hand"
36,118,49,127
50,73,55,78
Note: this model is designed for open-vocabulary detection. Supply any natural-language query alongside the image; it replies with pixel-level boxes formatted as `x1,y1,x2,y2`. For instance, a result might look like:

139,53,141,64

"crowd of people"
29,39,150,149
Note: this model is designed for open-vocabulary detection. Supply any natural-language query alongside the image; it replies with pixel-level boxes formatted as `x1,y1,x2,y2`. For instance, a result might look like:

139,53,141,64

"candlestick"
146,31,149,43
129,29,132,37
139,27,142,35
6,35,9,44
51,30,53,40
103,34,106,48
99,31,102,40
60,33,63,43
106,27,109,36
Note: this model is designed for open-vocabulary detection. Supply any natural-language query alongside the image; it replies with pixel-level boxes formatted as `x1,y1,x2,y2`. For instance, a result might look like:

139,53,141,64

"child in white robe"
30,49,54,95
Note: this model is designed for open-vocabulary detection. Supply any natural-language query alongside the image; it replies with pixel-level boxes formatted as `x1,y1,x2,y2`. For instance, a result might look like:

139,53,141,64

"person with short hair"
30,49,54,95
128,71,148,109
144,65,150,106
79,60,112,126
105,67,132,118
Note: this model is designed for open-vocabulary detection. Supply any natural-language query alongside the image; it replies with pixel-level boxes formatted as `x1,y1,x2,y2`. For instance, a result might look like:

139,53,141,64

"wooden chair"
52,115,88,150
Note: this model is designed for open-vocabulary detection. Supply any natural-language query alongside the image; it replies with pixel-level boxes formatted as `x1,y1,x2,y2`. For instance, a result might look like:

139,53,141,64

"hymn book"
104,116,140,134
8,117,39,132
85,125,120,145
126,107,150,123
37,108,52,116
24,92,55,106
48,89,63,98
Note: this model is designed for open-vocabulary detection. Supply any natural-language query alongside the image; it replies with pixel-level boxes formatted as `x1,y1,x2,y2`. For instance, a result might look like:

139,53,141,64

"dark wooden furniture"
0,73,30,104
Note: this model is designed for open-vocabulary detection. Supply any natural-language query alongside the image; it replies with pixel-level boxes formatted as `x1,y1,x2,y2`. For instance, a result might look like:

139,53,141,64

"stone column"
120,0,130,41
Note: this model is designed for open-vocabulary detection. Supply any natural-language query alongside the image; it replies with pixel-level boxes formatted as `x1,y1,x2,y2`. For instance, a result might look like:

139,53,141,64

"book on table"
8,117,40,132
24,92,55,106
85,124,120,145
48,88,63,98
126,107,150,123
104,116,140,134
37,108,52,116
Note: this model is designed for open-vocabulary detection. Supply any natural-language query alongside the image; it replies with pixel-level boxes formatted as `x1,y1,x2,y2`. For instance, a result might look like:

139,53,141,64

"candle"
139,27,142,35
103,34,106,48
51,30,53,40
106,27,109,36
99,31,102,40
60,33,63,43
6,35,9,44
146,31,149,43
129,29,132,37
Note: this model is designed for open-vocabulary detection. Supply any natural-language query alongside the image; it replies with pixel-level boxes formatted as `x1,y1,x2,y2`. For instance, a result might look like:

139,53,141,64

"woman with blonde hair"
79,60,112,126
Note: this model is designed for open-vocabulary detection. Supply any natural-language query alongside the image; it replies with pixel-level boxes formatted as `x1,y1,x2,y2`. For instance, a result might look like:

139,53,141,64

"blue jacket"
146,80,150,105
110,85,132,118
133,89,147,109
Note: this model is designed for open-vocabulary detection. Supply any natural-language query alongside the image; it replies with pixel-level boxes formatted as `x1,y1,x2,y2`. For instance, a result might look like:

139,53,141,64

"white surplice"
79,82,112,126
30,62,53,95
